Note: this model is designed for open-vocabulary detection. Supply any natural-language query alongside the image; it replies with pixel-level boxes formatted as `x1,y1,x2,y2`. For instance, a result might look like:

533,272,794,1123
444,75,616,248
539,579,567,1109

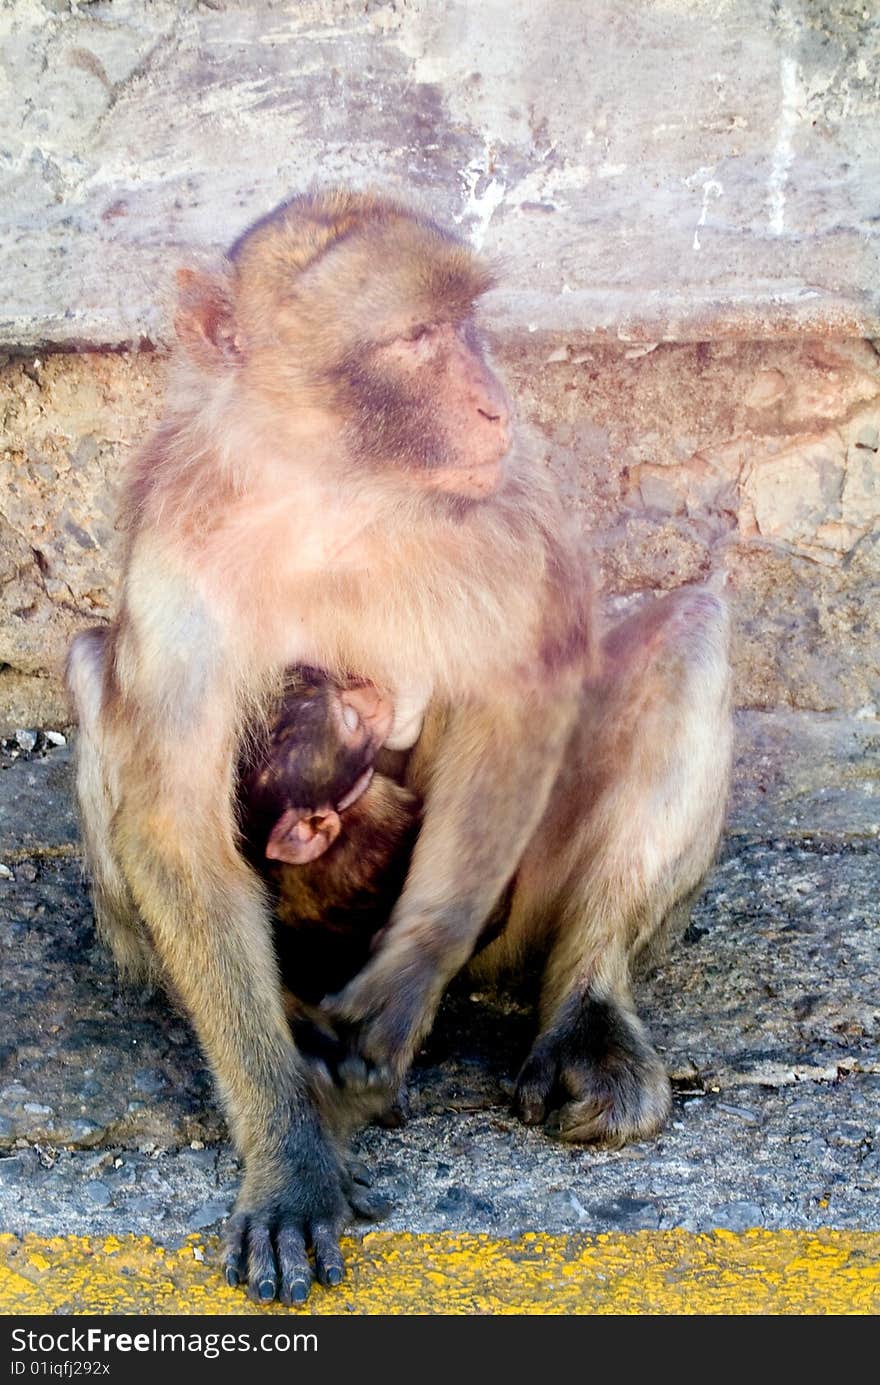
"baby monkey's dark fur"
237,671,420,1005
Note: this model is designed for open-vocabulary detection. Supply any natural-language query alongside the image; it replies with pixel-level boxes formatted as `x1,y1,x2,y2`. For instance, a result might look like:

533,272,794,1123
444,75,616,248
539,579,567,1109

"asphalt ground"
0,710,878,1314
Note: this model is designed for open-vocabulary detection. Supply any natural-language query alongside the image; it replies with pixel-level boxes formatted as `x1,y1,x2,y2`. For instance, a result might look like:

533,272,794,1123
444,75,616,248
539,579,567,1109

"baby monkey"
237,671,421,1007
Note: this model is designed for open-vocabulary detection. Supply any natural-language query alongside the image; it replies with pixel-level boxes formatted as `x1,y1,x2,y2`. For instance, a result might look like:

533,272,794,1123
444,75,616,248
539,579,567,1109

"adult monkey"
67,189,731,1304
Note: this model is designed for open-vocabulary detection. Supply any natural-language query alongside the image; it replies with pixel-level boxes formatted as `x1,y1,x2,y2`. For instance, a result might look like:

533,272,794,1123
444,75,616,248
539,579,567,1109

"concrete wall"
3,0,879,347
1,0,878,730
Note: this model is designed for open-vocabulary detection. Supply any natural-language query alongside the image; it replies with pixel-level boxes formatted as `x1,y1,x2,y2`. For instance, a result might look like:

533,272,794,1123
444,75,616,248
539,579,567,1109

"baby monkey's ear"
265,805,342,865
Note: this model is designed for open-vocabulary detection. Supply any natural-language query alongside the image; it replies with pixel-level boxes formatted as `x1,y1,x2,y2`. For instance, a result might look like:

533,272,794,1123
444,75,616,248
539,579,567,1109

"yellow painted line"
1,1231,878,1315
1,845,79,863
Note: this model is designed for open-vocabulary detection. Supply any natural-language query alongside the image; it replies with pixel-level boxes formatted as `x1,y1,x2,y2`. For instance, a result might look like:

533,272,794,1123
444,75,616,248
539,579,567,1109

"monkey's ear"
174,268,243,368
265,806,342,865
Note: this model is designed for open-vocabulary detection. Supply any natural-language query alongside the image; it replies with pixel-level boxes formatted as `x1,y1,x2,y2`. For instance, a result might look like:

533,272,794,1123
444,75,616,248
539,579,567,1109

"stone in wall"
500,335,880,712
0,353,165,727
1,338,877,730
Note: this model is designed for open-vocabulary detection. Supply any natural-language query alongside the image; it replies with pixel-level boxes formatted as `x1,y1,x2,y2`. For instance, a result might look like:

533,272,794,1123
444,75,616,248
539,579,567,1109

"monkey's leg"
326,679,582,1093
66,628,155,979
509,587,732,1145
90,642,351,1306
117,786,348,1301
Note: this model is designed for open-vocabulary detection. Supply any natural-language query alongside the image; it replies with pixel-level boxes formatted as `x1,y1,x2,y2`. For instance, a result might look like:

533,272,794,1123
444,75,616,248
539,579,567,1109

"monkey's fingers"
225,1199,347,1305
346,1155,373,1187
347,1186,394,1221
222,1213,281,1304
559,1057,671,1146
276,1224,312,1306
293,1010,390,1098
223,1212,250,1289
323,954,429,1092
337,1051,393,1093
310,1222,345,1287
515,990,673,1148
545,1097,623,1148
374,1087,410,1128
513,1045,558,1126
247,1222,281,1303
309,1005,397,1096
341,1158,394,1221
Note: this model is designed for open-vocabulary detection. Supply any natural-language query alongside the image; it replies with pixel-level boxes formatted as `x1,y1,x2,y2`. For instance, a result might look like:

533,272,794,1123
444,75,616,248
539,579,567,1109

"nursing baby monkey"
66,188,731,1305
237,669,420,1007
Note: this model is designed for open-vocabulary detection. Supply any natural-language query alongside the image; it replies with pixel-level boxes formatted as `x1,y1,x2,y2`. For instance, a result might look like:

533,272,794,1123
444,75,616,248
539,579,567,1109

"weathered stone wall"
1,336,877,731
0,354,163,729
505,336,880,713
1,0,878,731
3,0,878,348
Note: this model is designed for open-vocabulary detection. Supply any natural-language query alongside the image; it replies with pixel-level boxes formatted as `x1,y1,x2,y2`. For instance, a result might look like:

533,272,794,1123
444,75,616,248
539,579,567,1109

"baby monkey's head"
245,671,394,865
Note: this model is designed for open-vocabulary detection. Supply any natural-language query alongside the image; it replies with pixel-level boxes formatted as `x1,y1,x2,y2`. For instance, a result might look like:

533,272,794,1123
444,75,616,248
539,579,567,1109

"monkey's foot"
513,992,671,1148
224,1118,348,1305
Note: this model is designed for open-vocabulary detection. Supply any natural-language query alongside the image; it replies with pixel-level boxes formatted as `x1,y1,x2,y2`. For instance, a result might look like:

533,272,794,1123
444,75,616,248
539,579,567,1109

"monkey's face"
331,316,512,500
228,196,512,500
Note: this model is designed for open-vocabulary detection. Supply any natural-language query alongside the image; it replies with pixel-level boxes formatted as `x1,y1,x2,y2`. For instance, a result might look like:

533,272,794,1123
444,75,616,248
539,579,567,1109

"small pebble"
188,1201,230,1230
14,730,37,751
0,864,13,880
45,730,67,746
716,1102,759,1124
711,1200,764,1231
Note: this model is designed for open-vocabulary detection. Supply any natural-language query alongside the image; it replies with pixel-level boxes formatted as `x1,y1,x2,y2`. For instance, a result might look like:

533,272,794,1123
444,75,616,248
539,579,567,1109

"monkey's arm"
326,675,581,1083
325,516,596,1087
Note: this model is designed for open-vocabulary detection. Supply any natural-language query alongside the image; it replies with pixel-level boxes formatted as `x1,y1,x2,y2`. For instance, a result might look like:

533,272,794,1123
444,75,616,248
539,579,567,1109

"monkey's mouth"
423,455,506,501
337,766,374,811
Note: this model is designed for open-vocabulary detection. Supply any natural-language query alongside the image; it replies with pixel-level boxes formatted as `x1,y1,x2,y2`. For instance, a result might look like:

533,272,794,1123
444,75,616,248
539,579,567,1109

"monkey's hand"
319,935,442,1101
292,1005,407,1142
514,991,672,1148
224,1099,349,1305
